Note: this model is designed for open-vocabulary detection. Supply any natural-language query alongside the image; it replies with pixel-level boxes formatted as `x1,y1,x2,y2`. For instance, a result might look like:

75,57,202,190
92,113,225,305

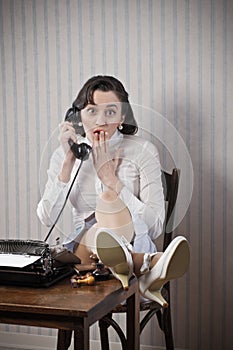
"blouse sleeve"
119,140,165,241
37,147,72,227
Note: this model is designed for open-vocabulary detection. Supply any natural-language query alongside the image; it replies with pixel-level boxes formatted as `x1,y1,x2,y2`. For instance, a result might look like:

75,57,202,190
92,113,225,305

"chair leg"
57,330,73,350
99,314,128,350
162,306,174,350
99,317,111,350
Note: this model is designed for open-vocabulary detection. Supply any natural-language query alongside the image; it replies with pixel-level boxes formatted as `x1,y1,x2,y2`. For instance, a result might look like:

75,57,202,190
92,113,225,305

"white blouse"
37,130,165,253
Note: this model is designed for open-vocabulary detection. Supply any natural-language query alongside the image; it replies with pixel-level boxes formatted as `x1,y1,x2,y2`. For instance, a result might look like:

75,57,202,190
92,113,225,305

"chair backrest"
161,168,180,252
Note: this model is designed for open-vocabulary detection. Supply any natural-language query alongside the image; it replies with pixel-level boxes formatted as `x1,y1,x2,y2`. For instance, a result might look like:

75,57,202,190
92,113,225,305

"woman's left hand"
92,131,122,193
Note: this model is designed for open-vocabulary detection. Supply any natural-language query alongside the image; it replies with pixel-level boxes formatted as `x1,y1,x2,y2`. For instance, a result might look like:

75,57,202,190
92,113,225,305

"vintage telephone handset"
65,106,92,160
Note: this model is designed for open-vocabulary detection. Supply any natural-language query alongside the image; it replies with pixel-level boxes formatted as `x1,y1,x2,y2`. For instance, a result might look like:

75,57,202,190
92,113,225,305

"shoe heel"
144,289,168,308
96,229,133,291
116,273,129,290
139,237,190,307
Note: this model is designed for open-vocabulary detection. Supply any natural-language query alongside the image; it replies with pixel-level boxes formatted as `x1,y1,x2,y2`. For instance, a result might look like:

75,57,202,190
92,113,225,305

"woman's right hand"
58,121,77,155
58,121,77,182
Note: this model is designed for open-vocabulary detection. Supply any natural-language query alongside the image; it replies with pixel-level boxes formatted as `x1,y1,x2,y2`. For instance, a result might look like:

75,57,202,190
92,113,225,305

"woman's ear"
121,115,125,124
117,115,124,130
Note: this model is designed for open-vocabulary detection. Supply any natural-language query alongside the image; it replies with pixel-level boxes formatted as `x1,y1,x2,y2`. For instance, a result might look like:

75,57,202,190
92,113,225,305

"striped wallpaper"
0,1,233,349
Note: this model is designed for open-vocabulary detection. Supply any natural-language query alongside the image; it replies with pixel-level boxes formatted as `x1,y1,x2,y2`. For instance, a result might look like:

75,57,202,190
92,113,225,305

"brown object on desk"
77,275,95,286
71,273,95,287
0,275,139,350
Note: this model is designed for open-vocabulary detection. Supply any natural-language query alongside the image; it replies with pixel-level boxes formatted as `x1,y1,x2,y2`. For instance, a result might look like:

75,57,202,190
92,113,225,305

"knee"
99,190,118,202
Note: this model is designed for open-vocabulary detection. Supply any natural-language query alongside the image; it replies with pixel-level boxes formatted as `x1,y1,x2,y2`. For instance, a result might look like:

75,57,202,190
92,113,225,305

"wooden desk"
0,276,139,350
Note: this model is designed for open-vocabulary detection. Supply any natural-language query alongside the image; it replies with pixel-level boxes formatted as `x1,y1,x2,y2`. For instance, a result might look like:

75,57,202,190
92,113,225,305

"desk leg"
74,322,90,350
57,330,72,350
126,287,140,350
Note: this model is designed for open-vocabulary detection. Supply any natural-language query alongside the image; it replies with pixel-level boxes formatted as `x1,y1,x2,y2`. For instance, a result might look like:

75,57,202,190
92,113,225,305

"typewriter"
0,239,80,287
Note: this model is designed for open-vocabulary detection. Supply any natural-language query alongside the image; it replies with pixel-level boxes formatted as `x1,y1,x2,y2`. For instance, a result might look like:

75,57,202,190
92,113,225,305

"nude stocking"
75,190,162,272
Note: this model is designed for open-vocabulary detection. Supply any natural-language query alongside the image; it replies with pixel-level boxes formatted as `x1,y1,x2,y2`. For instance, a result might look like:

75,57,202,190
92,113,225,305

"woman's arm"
37,147,75,226
37,122,77,226
92,133,165,242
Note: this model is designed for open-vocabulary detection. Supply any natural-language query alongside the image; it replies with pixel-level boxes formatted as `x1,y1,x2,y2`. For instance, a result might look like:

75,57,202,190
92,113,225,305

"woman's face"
80,90,124,143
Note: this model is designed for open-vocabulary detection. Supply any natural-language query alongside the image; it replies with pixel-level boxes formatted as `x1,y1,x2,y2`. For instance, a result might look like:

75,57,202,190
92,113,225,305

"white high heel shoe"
95,228,134,290
139,236,190,307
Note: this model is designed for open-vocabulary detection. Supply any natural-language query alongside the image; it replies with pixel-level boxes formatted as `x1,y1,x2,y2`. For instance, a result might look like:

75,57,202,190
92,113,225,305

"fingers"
92,131,109,155
92,132,100,149
93,131,108,147
58,121,77,154
59,121,76,136
92,131,111,171
113,148,121,170
99,130,109,142
59,122,76,141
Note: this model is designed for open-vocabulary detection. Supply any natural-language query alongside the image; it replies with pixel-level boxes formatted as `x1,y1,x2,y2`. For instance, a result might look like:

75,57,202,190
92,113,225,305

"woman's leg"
95,190,134,243
132,252,163,277
75,190,162,270
75,190,176,276
75,226,98,264
75,190,134,264
95,190,162,276
94,190,190,305
75,189,135,264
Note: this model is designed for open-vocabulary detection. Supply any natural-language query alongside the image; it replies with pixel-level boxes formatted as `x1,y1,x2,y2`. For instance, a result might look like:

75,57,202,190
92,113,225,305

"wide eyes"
85,107,117,117
105,109,116,116
86,107,96,115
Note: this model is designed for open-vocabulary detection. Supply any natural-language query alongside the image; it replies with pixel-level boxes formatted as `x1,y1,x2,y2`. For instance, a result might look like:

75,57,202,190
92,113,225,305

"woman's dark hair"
68,75,138,136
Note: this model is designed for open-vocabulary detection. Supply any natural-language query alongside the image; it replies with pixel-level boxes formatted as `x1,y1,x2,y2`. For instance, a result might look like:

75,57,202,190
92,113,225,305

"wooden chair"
98,168,180,350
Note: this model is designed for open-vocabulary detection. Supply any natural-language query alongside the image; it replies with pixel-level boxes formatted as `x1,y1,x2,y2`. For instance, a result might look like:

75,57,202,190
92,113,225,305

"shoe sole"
96,229,132,278
147,239,190,292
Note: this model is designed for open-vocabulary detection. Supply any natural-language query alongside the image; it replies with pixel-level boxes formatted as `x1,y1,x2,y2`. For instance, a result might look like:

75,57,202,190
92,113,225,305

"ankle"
150,252,163,269
132,252,163,278
131,252,145,277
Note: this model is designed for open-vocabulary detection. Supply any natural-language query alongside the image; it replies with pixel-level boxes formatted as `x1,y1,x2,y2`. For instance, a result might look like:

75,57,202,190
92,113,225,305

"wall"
0,1,233,349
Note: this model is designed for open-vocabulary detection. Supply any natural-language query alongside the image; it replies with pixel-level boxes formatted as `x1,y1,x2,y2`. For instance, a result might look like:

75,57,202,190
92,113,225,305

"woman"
37,75,190,307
